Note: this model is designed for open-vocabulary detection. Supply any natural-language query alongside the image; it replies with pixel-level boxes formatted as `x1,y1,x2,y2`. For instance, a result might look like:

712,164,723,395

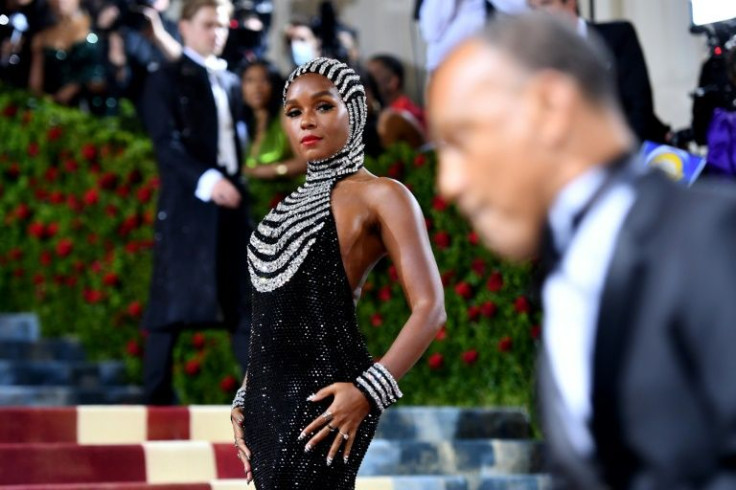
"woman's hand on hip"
230,407,253,484
299,382,371,465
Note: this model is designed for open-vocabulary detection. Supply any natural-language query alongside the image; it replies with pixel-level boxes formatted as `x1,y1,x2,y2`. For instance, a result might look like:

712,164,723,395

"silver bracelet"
231,387,246,410
354,363,402,412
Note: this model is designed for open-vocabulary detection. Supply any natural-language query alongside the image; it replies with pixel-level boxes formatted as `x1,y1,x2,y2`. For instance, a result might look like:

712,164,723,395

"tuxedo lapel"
590,171,669,484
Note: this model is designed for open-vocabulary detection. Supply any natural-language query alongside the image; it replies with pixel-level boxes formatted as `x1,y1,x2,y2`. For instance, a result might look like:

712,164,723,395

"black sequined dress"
243,195,378,489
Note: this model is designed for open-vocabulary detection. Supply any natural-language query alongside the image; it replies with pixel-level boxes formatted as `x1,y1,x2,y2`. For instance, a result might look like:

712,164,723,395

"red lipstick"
300,135,322,147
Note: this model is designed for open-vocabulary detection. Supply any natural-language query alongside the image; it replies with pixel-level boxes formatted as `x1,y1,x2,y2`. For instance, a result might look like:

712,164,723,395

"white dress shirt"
542,167,636,456
183,47,239,202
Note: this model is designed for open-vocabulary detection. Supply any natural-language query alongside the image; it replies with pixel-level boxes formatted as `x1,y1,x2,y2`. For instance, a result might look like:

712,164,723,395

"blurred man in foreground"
429,12,736,489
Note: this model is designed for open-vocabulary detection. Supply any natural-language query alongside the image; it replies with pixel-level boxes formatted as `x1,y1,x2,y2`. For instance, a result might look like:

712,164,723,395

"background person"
430,12,736,490
140,0,252,405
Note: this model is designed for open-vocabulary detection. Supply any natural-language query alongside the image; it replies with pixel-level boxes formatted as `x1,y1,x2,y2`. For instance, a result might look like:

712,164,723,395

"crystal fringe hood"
248,58,367,292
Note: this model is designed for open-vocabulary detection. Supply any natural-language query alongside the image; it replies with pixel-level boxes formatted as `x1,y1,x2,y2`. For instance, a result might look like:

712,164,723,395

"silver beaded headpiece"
248,58,367,292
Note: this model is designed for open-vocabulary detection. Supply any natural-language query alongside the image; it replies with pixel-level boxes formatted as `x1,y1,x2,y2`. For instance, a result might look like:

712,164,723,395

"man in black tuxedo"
528,0,670,143
140,0,252,404
429,12,736,489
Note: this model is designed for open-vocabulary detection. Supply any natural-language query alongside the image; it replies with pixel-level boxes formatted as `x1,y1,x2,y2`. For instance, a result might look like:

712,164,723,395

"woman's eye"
317,103,334,113
285,109,301,118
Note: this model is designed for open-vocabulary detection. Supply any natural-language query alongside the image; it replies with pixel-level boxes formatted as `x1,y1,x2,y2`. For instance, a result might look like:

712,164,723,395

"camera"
221,0,272,66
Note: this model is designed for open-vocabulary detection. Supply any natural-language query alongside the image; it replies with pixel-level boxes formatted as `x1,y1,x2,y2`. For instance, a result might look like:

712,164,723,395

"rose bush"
0,89,540,408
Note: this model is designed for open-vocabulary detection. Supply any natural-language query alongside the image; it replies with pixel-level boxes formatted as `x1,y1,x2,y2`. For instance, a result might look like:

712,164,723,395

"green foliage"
0,90,539,409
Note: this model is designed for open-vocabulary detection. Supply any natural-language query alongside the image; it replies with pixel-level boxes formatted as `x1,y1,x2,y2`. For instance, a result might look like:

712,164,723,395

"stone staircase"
0,313,143,405
0,314,553,489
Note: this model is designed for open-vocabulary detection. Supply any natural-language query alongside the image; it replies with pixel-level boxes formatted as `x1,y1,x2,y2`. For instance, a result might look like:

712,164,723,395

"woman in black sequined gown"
230,58,445,489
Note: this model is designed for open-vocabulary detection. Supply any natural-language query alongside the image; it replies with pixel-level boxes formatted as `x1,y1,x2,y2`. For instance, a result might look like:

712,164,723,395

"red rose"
81,143,97,161
127,168,143,185
498,336,513,353
84,289,104,304
102,273,119,287
32,273,45,285
514,296,530,314
65,276,78,287
98,172,118,190
34,189,48,201
440,270,455,287
480,301,497,318
413,153,427,167
28,222,46,239
468,231,480,246
427,353,444,370
27,142,40,157
105,204,118,217
431,196,448,212
44,167,59,182
136,186,153,203
125,241,140,254
15,203,30,220
39,250,52,267
387,161,404,179
471,258,485,276
149,176,160,189
127,301,143,317
530,325,541,340
486,271,504,292
2,104,18,117
64,159,79,172
7,248,23,261
47,126,63,141
461,349,479,366
433,231,451,249
192,332,206,349
377,285,392,302
467,305,481,321
12,268,25,278
56,238,73,257
83,188,99,206
49,191,65,204
126,340,142,357
89,163,101,174
370,313,383,327
220,375,238,393
185,359,201,376
45,222,59,238
67,195,81,212
454,281,473,299
435,326,447,341
388,265,399,282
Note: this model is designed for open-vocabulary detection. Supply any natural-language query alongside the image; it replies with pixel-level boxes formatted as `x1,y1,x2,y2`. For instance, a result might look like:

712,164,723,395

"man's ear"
528,69,577,150
178,19,189,43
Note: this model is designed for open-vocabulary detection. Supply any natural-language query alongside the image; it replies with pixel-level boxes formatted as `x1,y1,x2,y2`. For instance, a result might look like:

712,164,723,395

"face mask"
291,40,316,66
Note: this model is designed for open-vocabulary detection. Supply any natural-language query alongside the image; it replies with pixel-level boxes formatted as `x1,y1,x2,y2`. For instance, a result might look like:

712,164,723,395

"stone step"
0,313,40,341
0,386,143,406
0,360,126,387
0,338,86,361
359,439,544,476
375,406,530,440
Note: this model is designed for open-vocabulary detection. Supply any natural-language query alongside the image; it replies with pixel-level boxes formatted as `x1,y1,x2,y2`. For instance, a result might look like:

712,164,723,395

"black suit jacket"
541,170,736,489
140,54,252,331
591,21,668,144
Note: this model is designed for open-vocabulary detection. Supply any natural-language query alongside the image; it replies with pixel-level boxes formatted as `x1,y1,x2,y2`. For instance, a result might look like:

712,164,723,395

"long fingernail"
343,456,349,464
326,457,333,466
298,432,306,441
304,444,312,453
306,393,315,401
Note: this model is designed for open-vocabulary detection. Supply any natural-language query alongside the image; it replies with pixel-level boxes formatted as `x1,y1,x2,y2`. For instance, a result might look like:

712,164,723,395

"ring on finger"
340,431,349,440
320,410,333,421
327,424,337,432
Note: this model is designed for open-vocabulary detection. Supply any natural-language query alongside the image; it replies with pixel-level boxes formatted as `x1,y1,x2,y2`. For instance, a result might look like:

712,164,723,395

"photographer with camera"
94,0,180,113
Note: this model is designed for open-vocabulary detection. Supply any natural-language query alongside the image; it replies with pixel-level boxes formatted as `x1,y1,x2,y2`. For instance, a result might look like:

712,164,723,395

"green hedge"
0,89,539,409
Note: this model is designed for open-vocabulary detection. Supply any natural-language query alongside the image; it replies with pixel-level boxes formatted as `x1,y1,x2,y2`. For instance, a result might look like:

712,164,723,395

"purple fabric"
707,107,736,175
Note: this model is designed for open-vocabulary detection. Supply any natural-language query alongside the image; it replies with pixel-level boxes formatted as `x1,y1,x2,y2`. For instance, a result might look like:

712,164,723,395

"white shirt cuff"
195,169,224,202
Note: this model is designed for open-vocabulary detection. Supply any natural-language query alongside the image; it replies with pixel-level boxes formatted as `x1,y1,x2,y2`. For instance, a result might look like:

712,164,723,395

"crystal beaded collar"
248,58,367,292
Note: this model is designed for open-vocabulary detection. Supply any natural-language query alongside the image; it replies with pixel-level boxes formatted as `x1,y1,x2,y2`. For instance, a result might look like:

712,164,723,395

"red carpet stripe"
147,407,190,441
0,408,77,444
0,443,146,485
212,443,245,479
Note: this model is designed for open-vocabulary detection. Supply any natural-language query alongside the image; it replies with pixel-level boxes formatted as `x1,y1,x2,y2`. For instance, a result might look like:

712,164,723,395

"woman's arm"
28,34,45,95
369,177,446,379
